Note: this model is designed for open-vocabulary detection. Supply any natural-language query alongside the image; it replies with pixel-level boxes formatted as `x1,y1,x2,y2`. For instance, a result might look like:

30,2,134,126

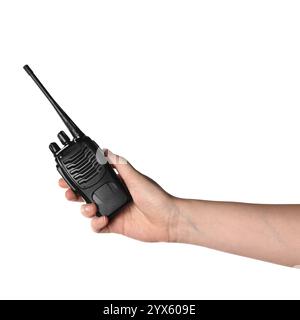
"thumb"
104,149,142,189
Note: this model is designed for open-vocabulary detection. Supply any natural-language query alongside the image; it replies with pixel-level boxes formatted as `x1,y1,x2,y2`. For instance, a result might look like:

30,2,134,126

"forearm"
172,198,300,266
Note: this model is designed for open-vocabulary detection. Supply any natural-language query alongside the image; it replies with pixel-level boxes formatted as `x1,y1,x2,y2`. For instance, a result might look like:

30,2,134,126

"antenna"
23,65,84,139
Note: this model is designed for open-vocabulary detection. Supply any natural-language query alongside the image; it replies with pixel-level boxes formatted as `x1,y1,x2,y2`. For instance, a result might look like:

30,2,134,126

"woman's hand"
59,150,180,242
58,149,300,266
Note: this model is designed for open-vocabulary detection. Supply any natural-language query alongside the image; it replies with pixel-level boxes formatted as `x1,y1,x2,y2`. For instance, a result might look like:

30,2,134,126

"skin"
59,150,300,267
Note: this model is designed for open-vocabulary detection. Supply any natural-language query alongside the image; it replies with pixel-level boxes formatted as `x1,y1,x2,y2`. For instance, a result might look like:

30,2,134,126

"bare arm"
173,199,300,266
59,149,300,267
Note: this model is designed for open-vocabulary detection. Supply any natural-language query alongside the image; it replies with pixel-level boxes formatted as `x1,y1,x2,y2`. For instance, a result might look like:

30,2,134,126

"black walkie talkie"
24,65,132,218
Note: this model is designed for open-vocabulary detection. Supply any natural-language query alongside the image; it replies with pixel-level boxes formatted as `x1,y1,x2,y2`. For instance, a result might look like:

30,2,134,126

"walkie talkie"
24,65,132,218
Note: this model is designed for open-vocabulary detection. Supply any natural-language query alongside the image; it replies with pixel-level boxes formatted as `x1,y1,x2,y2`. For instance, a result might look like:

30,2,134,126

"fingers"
65,189,82,201
58,177,109,233
81,204,110,234
91,216,109,233
58,178,69,188
80,203,97,218
59,178,83,201
81,203,110,233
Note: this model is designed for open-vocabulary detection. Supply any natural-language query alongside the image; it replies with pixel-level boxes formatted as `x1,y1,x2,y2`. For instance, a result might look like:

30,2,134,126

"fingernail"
81,204,92,214
104,148,111,157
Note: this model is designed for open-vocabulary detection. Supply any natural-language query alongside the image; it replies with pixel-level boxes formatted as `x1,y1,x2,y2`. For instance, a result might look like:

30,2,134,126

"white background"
0,0,300,299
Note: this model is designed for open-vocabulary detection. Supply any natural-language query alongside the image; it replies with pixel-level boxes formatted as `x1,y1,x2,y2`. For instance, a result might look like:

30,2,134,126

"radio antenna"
23,65,84,139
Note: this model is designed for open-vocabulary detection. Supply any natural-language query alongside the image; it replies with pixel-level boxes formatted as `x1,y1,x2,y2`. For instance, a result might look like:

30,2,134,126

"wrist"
168,197,200,244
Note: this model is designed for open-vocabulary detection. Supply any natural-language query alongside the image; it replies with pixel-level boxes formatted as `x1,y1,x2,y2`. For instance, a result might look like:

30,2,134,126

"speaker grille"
63,146,105,188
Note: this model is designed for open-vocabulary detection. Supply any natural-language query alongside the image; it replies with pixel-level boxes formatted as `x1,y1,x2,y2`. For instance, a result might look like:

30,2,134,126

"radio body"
24,65,132,218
